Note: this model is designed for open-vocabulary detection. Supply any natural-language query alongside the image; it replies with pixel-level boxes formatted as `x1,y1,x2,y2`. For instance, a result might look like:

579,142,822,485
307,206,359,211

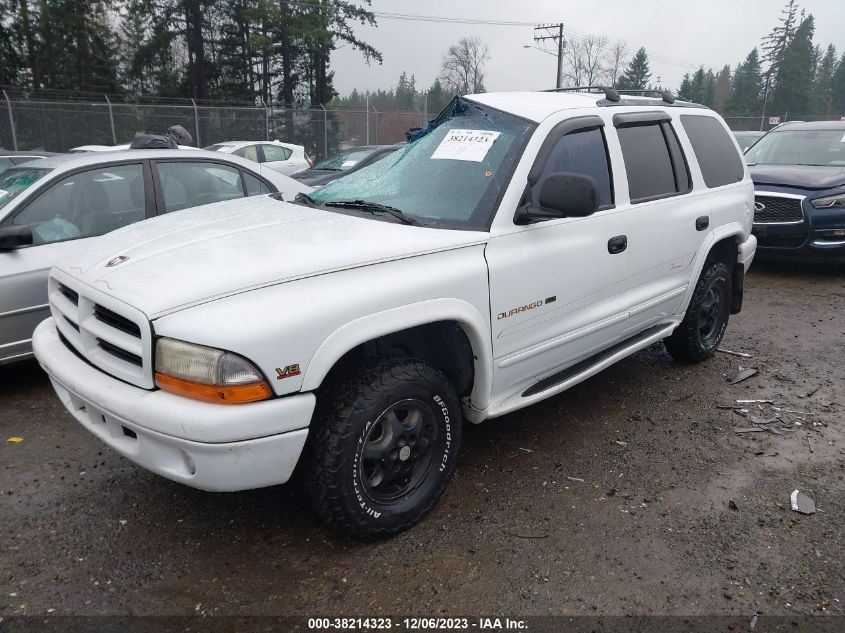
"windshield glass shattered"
0,167,52,212
306,98,536,229
745,129,845,166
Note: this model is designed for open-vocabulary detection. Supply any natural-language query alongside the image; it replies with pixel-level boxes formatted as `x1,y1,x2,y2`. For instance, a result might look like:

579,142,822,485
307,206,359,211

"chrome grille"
754,195,804,224
48,271,154,389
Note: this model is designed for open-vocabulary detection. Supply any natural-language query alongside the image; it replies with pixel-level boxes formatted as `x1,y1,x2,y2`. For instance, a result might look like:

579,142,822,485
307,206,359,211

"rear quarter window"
681,115,744,188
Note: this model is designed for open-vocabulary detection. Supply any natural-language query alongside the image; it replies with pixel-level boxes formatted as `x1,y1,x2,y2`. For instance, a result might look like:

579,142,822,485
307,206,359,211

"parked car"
733,130,765,152
32,90,755,538
744,120,845,261
205,140,311,175
0,149,311,364
0,150,60,174
291,145,400,187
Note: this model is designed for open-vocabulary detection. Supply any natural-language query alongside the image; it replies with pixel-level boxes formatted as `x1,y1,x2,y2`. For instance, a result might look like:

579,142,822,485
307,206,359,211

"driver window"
12,164,145,245
533,128,614,209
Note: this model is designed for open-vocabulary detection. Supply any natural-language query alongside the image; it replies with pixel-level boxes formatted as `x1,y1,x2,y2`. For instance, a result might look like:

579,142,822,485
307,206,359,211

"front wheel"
665,261,732,363
304,357,463,539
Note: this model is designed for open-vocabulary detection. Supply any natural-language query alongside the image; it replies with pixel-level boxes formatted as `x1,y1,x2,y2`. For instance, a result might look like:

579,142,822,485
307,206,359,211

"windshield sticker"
0,189,8,198
431,129,501,162
341,160,359,168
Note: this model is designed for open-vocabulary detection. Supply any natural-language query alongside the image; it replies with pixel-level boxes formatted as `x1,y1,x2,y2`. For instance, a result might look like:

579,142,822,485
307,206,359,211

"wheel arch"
680,224,747,317
301,298,493,413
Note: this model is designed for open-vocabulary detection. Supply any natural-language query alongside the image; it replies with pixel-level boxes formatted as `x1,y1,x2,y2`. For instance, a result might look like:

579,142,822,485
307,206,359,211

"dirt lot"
1,262,843,619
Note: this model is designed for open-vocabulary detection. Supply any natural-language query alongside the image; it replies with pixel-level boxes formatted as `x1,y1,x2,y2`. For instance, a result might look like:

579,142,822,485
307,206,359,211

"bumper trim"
33,318,315,491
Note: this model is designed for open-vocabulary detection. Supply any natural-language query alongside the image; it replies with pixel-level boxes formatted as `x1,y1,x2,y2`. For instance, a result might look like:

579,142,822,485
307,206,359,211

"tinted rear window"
617,123,678,201
681,115,744,187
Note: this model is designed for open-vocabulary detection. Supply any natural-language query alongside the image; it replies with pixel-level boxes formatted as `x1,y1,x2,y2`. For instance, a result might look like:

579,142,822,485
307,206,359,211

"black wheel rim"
698,286,723,345
359,398,438,504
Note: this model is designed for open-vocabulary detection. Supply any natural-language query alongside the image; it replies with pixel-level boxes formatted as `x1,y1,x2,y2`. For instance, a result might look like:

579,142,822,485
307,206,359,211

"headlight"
810,194,845,209
154,338,271,404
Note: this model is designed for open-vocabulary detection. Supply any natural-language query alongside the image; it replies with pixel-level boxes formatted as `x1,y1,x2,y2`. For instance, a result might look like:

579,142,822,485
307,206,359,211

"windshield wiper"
324,199,421,226
293,192,323,208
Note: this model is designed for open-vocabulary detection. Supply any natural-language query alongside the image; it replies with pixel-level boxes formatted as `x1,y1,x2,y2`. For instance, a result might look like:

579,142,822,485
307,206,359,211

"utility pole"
534,24,565,89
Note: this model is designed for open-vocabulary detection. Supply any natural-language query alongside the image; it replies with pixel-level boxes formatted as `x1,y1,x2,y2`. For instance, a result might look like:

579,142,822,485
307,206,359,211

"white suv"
33,89,756,539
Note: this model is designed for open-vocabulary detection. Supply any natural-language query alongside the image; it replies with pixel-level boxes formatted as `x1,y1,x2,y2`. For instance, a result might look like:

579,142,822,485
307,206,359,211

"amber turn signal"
155,372,272,404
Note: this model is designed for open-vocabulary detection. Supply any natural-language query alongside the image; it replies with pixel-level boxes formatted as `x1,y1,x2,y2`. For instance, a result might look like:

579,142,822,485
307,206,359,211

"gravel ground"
1,261,843,618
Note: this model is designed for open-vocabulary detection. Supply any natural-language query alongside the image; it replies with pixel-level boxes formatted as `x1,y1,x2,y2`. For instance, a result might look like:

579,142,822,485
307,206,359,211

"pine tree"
677,73,693,100
768,15,815,115
811,44,837,116
616,47,650,90
727,48,764,115
714,65,731,112
832,52,845,115
761,0,800,78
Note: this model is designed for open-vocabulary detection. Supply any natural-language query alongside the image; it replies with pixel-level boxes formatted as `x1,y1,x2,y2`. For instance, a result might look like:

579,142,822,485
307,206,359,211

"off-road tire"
303,356,463,540
665,261,732,363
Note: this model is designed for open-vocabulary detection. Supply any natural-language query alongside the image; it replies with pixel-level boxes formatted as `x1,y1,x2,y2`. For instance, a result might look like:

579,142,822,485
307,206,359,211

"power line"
278,1,710,71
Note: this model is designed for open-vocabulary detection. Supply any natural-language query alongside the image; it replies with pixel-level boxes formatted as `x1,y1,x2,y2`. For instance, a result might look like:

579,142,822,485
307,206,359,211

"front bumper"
752,195,845,261
33,318,315,491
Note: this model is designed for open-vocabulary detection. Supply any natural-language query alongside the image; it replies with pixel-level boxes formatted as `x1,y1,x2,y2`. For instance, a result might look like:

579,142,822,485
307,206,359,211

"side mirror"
0,224,34,251
515,172,599,224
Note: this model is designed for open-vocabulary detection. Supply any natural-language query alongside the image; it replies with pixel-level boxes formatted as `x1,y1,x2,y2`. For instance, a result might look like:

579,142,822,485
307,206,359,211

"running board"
485,323,676,420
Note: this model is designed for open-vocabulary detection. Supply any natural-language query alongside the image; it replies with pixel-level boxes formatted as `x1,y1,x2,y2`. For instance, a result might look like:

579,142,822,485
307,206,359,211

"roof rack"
615,89,676,104
544,86,621,103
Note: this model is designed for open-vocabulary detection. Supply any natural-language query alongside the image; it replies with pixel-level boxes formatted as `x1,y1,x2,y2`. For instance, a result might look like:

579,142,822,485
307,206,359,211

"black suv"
745,120,845,261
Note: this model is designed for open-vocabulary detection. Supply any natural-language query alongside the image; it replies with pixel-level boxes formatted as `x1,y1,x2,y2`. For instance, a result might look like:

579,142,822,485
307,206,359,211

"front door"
0,162,148,360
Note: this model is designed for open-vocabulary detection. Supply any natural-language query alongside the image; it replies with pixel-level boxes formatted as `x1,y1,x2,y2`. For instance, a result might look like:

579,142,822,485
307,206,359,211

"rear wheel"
304,356,462,540
665,261,732,363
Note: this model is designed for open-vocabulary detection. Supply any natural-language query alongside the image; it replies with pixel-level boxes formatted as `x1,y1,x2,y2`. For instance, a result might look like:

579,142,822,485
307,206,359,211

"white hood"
58,196,487,318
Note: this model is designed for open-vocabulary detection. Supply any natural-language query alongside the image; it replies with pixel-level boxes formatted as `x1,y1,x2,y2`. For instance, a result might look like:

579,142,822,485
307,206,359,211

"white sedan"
204,140,311,175
0,149,311,364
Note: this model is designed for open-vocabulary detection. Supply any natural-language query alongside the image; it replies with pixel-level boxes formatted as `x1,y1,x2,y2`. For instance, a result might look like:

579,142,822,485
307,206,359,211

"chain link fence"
0,88,430,160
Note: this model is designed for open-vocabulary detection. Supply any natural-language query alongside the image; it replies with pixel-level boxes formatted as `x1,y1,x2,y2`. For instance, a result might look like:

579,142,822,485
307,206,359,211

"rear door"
151,159,273,213
260,143,299,174
0,162,151,360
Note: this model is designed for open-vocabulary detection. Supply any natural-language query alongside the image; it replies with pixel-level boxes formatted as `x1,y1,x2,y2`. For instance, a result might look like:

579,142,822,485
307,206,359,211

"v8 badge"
275,364,301,380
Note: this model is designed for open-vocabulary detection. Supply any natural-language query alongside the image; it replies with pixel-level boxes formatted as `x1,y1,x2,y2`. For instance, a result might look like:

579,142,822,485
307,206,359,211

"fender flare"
677,222,747,317
301,298,493,411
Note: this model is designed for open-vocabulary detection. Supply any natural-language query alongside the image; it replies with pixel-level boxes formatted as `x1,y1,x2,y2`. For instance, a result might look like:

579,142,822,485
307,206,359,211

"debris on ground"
5,437,23,443
728,500,739,511
518,447,533,454
790,490,816,515
614,440,628,447
718,348,753,358
800,385,821,398
726,367,758,384
566,476,585,483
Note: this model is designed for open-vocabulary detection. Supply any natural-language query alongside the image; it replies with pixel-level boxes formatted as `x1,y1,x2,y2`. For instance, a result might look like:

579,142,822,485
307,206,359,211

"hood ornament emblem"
754,201,766,213
106,255,130,267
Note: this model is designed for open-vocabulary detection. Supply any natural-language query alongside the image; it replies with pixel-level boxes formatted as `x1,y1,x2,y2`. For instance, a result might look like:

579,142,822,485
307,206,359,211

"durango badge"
106,255,130,267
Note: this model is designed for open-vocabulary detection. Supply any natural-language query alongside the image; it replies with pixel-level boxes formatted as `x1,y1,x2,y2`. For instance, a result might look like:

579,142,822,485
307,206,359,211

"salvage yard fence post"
191,98,201,147
104,94,117,145
3,89,17,150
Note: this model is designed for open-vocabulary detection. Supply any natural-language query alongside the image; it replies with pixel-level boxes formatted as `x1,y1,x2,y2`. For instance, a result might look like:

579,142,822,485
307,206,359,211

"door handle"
696,215,710,231
608,235,627,254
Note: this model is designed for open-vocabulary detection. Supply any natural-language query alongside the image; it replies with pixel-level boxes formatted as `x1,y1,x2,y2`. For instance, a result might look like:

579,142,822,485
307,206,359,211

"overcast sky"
330,0,845,97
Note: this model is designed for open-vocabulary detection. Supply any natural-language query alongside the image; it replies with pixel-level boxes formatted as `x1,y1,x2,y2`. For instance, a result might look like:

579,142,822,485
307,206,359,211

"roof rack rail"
544,86,621,103
615,89,676,104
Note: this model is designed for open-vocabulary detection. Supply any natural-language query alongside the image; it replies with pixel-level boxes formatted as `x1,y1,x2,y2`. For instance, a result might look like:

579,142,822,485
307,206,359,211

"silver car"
0,149,310,364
